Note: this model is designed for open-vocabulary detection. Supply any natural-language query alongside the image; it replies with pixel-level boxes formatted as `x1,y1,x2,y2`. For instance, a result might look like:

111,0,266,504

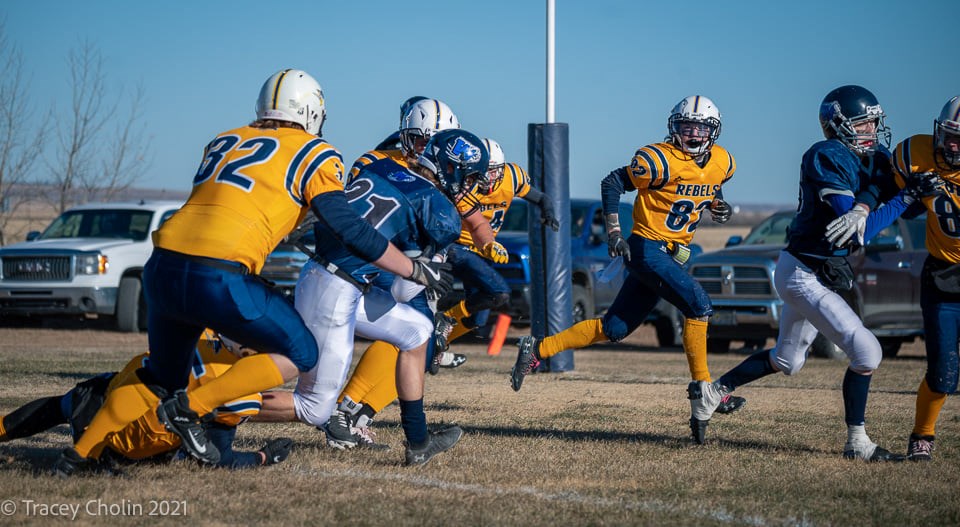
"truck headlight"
75,253,108,275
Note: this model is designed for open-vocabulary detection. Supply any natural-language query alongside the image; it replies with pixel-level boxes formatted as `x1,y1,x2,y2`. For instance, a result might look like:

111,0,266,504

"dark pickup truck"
688,210,926,359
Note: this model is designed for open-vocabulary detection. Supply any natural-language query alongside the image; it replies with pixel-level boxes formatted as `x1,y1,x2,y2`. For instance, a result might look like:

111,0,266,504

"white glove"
825,204,869,248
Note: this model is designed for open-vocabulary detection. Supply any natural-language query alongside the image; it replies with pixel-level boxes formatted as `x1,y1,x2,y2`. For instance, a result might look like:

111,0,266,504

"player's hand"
259,437,293,466
825,204,869,248
481,241,510,264
710,199,732,224
408,257,455,296
539,201,560,232
607,231,631,261
904,171,946,202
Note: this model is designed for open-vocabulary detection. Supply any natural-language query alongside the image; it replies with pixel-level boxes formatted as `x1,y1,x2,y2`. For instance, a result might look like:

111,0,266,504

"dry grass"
0,325,957,526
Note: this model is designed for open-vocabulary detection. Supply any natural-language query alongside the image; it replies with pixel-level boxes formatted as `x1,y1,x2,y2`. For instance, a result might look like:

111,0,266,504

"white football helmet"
400,99,460,159
479,138,505,194
255,69,326,136
935,95,960,167
668,95,722,157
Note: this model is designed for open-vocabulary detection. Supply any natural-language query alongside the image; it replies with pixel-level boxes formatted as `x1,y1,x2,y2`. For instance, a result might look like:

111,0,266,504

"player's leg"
0,396,67,442
441,246,510,345
289,265,362,429
510,263,659,391
776,251,900,461
909,282,960,460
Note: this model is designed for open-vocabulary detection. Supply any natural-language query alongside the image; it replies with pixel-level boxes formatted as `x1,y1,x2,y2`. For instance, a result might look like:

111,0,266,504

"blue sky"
6,1,956,205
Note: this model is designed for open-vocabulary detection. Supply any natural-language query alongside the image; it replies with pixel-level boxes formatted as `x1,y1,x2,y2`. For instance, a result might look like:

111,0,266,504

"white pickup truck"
0,200,182,332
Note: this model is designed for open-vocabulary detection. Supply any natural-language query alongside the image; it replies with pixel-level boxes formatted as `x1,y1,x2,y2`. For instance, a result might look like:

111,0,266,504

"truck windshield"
39,209,154,241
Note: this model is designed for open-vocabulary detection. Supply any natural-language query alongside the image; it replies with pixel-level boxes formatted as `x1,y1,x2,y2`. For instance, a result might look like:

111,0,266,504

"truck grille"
2,256,72,281
691,265,772,296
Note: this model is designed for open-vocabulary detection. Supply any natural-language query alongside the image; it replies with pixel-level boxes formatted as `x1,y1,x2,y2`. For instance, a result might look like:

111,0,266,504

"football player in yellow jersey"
58,70,455,471
1,330,291,475
510,95,745,417
434,137,560,358
891,96,960,462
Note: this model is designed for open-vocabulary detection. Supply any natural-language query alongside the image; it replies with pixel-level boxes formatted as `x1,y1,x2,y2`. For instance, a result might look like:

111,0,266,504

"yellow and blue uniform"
531,141,736,385
625,142,734,245
144,125,354,392
893,134,960,440
0,332,265,467
457,163,531,249
103,332,263,460
156,125,345,273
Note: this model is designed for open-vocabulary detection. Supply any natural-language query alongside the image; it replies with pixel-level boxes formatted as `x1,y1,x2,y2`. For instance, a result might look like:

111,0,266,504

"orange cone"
487,313,512,356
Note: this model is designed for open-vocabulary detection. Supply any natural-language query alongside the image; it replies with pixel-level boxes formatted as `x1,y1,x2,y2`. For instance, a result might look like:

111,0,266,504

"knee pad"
288,333,320,372
772,351,805,376
846,330,882,373
601,313,629,343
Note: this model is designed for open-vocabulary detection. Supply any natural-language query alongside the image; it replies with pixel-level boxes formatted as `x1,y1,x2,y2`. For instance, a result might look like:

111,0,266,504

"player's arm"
309,191,450,291
521,186,559,231
600,166,634,260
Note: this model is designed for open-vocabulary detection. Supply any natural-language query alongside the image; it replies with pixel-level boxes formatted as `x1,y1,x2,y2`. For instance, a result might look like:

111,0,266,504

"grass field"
0,325,957,526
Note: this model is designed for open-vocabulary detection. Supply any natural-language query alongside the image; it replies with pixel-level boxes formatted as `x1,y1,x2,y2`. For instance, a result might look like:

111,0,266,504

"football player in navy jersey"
263,129,488,466
688,85,921,460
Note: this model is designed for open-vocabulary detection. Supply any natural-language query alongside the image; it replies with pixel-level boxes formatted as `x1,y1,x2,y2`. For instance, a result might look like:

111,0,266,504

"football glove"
481,241,510,264
710,199,732,224
408,257,455,296
607,231,631,261
904,171,946,203
539,201,560,232
825,204,869,248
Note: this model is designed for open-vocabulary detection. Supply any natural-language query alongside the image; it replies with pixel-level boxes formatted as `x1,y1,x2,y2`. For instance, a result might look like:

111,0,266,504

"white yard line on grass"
292,466,806,526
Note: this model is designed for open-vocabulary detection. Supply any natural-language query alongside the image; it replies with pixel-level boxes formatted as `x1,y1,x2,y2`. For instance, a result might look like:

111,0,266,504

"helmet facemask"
826,107,890,155
935,119,960,168
669,117,720,157
478,163,504,195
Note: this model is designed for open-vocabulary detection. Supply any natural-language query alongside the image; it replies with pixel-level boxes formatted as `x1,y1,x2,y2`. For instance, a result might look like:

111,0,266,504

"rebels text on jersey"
313,158,462,284
154,125,345,273
625,142,735,245
788,140,895,256
893,134,960,263
457,163,531,249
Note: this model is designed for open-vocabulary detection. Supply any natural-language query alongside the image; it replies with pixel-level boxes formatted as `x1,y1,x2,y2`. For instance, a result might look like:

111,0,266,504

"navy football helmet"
418,129,489,214
819,85,891,155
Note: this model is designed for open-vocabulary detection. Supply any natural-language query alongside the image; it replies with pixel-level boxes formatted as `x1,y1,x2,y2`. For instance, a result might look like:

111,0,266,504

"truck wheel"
572,285,594,324
707,338,731,354
878,338,902,358
117,276,146,333
654,314,683,348
810,333,845,360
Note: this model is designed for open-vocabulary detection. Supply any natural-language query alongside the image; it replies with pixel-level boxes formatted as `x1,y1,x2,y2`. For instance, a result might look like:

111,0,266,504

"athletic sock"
538,319,605,359
717,350,776,391
683,318,711,382
187,353,283,417
399,398,427,447
913,378,947,437
342,341,399,412
842,368,871,426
